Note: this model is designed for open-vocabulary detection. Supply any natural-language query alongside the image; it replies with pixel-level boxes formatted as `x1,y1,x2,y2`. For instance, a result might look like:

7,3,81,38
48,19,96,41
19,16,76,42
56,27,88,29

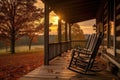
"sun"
54,16,59,20
50,16,59,25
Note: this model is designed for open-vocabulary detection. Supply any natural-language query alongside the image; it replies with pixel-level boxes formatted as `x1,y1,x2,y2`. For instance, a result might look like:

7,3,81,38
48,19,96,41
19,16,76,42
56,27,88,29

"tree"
71,23,85,48
25,22,44,51
0,0,43,54
71,23,85,40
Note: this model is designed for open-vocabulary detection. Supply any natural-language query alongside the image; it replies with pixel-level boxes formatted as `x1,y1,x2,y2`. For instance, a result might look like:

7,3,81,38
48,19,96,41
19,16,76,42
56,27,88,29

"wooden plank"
58,19,62,56
44,2,49,65
19,52,118,80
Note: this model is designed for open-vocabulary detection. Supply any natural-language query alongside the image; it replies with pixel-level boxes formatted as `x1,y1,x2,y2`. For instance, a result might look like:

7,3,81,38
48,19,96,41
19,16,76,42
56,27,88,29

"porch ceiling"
42,0,104,23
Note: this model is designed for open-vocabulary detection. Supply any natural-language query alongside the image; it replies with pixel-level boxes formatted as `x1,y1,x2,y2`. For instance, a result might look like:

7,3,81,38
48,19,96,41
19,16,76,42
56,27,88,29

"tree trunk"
10,31,15,54
29,37,34,51
29,40,32,51
10,1,16,54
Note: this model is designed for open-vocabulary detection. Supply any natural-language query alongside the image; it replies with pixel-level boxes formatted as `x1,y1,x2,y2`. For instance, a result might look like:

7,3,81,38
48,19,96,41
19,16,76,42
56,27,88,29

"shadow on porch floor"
19,51,118,80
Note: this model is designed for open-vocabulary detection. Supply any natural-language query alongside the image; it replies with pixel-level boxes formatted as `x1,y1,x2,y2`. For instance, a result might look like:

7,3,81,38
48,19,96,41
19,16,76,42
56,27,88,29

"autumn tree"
25,22,44,51
71,23,85,40
0,0,43,54
61,23,85,40
71,23,85,48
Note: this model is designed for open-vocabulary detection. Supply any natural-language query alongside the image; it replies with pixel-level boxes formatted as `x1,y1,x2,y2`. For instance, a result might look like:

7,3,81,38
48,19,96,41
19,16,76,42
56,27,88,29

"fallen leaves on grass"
0,53,44,80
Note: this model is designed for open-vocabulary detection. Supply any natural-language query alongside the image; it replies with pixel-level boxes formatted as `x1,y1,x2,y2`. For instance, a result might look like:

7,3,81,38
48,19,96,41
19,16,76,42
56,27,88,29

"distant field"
0,45,44,54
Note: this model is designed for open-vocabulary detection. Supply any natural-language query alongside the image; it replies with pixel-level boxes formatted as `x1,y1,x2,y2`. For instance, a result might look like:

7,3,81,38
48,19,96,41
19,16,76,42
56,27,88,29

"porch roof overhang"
42,0,104,23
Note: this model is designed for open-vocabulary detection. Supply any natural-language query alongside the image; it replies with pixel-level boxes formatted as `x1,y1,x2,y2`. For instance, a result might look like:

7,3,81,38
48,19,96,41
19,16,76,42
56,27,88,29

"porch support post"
58,19,62,56
69,24,72,49
65,22,68,41
44,2,49,65
107,1,110,48
65,22,68,50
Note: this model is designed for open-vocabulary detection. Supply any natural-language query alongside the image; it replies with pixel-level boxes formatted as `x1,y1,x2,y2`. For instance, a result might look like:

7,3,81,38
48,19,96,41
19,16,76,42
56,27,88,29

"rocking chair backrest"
88,33,97,51
90,32,104,59
85,34,92,49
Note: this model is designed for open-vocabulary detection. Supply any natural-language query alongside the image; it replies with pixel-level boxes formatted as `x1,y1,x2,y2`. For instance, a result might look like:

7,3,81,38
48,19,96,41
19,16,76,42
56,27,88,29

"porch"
20,0,120,79
19,51,118,80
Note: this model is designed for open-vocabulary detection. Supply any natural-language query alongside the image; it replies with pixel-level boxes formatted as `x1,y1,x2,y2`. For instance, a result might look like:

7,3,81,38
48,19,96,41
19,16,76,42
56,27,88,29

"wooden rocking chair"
68,32,104,75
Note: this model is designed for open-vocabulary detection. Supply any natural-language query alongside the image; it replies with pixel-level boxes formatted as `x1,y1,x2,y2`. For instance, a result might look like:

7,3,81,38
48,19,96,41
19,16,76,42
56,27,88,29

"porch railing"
71,40,86,49
48,40,86,60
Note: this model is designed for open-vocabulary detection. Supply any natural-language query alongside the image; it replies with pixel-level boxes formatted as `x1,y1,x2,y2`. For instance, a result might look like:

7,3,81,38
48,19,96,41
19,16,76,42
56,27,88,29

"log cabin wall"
115,0,120,63
96,0,120,71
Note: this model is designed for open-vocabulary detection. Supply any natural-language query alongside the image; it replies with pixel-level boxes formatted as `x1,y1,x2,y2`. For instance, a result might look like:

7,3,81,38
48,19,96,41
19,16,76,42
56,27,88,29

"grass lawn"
0,45,44,80
0,45,44,55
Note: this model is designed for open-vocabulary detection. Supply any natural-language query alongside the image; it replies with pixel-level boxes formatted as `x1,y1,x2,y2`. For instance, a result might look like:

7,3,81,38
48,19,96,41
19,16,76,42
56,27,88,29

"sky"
78,19,96,34
35,0,44,8
35,0,96,35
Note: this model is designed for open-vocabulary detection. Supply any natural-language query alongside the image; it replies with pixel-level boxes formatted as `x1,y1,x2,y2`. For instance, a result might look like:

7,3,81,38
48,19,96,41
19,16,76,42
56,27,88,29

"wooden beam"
69,24,72,49
58,19,62,56
51,0,99,16
50,0,90,7
65,22,68,41
54,5,97,23
44,2,49,65
63,9,97,18
52,0,99,9
65,13,95,23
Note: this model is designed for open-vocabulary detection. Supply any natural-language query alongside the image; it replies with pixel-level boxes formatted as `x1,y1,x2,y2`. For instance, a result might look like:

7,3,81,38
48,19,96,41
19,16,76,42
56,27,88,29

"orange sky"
78,19,96,34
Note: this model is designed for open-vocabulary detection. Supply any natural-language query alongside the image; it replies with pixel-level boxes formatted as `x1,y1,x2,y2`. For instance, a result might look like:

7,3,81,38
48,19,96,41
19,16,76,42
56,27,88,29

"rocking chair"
68,32,104,75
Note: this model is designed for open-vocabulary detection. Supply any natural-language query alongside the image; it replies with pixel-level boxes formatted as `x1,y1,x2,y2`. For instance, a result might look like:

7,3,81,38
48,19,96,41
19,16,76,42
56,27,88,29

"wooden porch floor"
19,51,118,80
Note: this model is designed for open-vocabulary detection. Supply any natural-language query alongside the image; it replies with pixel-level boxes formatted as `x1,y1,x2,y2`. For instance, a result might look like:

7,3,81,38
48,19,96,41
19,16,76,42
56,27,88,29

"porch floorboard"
19,51,118,80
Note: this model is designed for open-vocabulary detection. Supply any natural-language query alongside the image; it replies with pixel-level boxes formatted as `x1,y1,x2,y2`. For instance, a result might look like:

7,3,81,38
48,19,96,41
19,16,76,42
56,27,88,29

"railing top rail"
49,41,71,45
49,40,87,45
